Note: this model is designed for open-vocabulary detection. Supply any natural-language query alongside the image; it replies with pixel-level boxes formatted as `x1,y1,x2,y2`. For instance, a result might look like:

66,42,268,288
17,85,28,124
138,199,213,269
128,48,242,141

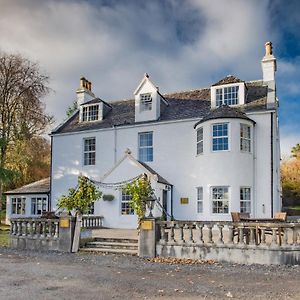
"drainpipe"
171,185,174,220
252,123,256,217
271,112,274,217
49,135,53,212
113,125,117,164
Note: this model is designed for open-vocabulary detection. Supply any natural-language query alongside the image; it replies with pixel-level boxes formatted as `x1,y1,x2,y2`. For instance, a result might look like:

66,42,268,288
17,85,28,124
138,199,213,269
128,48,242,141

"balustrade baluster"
48,221,52,238
186,224,194,244
217,224,224,244
42,221,47,238
282,228,288,246
197,224,204,244
207,225,213,244
24,221,28,236
292,227,298,245
178,224,184,244
260,228,266,245
54,221,59,238
271,228,278,246
159,224,166,244
249,227,255,245
18,221,22,236
238,226,244,245
10,221,14,235
170,225,175,243
227,225,234,245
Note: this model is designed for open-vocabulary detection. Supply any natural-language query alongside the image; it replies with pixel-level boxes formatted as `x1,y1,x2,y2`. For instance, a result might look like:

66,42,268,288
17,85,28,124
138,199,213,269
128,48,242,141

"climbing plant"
57,175,102,215
123,174,153,222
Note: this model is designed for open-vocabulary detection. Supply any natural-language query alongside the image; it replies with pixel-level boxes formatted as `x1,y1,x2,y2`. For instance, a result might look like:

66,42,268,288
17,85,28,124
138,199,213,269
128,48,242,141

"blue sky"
0,0,299,156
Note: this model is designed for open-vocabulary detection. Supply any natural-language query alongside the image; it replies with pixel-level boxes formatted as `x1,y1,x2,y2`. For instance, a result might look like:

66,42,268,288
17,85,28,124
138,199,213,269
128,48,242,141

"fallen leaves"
146,257,217,265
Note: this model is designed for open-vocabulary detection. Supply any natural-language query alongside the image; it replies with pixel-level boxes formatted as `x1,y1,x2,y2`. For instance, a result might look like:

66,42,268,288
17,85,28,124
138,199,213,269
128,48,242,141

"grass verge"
0,224,9,247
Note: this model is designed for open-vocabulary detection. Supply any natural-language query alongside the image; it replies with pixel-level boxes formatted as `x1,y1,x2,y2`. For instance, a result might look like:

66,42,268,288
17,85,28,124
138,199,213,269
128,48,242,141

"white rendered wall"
51,111,279,226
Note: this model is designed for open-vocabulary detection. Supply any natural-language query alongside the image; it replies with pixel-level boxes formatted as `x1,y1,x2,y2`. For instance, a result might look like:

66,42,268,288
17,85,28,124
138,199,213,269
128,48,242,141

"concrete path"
91,228,138,239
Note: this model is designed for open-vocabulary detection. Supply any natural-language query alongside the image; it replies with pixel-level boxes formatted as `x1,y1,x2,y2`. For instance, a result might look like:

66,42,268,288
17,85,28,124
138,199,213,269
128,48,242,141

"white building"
6,42,281,229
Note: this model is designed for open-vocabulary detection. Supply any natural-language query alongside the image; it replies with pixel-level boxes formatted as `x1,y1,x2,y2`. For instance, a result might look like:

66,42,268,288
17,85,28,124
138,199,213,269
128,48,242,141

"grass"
0,223,9,247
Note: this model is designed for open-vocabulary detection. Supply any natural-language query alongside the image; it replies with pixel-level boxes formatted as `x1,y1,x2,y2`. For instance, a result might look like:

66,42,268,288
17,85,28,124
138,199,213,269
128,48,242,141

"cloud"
0,0,299,159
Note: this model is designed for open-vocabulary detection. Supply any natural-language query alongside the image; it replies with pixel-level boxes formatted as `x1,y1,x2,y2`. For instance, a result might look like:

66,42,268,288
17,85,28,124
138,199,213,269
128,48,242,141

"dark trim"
194,115,256,129
271,112,274,217
49,135,53,212
170,185,174,220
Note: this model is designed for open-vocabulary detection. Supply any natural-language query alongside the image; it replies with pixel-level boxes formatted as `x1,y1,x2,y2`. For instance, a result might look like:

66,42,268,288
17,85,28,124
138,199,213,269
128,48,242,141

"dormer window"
140,93,152,112
216,86,239,106
82,104,99,122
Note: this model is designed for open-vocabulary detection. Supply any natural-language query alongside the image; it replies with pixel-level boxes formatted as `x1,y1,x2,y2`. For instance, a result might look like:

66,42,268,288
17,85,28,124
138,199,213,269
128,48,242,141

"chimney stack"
76,76,95,105
261,41,277,82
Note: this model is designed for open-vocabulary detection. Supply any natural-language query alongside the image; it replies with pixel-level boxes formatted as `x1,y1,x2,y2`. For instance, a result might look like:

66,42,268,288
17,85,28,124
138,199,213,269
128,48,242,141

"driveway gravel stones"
0,248,299,299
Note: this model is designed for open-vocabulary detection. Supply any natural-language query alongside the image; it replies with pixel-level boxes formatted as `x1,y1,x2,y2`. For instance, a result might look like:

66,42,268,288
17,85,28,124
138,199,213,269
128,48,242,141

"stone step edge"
86,242,138,248
80,247,138,255
93,238,138,243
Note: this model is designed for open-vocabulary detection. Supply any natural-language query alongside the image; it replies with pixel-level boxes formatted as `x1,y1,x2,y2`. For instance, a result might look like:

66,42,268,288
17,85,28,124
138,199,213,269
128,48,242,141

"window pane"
138,132,153,162
84,138,96,165
212,187,229,214
121,192,134,215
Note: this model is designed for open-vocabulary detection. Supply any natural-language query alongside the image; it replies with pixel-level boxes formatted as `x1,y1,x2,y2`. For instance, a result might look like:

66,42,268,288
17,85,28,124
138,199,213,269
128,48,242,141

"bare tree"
0,52,53,214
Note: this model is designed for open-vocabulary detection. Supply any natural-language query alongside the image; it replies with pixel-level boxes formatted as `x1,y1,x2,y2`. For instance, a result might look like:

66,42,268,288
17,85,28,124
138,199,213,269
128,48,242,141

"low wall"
139,219,300,265
10,217,75,252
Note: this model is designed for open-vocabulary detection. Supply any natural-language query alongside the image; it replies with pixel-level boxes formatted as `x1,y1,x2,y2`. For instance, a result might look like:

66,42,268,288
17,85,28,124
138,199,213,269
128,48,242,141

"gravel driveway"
0,248,299,300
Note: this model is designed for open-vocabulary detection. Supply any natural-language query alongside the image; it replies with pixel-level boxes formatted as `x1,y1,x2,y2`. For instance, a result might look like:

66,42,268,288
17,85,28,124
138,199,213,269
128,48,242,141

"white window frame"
212,123,229,152
140,93,152,112
11,197,26,215
138,132,153,162
197,187,203,213
31,197,48,215
240,187,251,214
82,104,100,122
121,191,134,215
211,186,229,214
83,137,96,166
216,85,239,106
196,127,203,155
240,124,251,153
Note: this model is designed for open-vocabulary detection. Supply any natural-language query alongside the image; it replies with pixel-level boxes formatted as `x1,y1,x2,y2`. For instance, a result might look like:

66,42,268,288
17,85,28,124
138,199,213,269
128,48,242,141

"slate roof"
138,161,172,185
5,178,50,195
52,78,268,135
194,105,255,128
212,75,244,86
81,97,112,108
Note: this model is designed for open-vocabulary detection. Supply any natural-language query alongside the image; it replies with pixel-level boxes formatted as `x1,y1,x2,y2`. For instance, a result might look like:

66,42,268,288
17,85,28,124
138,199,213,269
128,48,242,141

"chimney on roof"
261,41,277,82
76,77,95,106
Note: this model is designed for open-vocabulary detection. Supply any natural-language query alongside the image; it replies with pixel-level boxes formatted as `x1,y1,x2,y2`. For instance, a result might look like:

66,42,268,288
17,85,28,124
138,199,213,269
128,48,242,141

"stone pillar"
138,218,158,258
58,215,76,252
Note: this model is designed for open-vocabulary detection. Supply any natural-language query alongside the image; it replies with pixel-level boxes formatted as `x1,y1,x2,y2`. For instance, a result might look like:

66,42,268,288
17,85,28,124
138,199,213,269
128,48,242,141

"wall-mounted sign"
59,218,70,228
141,220,153,230
180,197,189,204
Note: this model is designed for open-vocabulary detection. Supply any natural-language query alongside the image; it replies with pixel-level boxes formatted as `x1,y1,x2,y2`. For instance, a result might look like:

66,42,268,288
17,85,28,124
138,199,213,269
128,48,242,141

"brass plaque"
141,220,153,230
180,197,189,204
60,218,70,228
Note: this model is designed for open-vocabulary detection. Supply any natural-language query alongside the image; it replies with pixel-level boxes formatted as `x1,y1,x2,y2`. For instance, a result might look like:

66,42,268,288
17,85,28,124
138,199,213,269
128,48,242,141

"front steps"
80,237,138,255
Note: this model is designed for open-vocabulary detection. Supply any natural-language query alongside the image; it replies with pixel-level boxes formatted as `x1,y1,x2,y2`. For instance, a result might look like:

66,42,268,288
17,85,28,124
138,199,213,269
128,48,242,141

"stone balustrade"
10,218,59,239
151,220,300,265
82,216,103,229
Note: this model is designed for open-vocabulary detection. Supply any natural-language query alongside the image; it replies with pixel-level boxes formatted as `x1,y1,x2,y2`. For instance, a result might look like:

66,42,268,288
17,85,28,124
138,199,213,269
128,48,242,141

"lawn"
0,223,9,247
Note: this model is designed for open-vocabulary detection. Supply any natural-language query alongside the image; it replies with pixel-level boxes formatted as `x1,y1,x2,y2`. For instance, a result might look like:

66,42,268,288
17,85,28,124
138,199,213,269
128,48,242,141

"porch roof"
5,177,50,195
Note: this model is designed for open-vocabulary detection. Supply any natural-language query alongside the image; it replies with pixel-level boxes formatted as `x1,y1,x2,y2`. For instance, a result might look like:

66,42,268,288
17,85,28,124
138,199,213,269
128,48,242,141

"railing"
82,216,104,229
10,218,59,239
157,221,300,249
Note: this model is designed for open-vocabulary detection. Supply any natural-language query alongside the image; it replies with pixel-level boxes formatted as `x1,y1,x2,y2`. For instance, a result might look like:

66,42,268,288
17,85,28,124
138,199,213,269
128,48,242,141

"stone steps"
81,237,138,255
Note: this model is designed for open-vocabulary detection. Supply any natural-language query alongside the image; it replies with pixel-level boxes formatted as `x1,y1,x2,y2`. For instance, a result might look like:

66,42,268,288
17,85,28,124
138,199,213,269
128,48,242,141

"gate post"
58,215,76,252
138,218,158,258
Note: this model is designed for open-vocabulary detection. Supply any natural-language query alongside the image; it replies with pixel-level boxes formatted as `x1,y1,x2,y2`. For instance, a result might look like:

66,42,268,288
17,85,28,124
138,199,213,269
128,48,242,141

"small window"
31,197,48,215
138,132,153,162
87,202,94,215
121,192,134,215
84,138,96,165
82,104,99,122
240,187,251,213
197,187,203,213
11,197,26,215
212,186,229,214
216,86,239,106
240,124,251,152
196,127,203,155
212,123,229,151
140,93,152,111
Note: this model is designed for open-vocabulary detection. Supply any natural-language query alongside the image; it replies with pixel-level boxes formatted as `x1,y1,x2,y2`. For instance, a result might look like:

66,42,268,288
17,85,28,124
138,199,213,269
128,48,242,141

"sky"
0,0,299,157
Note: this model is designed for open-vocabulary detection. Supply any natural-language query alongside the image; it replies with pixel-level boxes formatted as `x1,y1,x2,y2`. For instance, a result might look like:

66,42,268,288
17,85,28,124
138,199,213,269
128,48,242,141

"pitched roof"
194,105,255,128
5,178,50,195
52,79,268,135
138,161,171,185
212,75,244,86
81,97,112,108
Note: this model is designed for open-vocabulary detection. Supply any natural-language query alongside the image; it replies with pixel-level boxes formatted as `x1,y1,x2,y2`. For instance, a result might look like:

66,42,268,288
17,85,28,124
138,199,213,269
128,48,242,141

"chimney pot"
265,41,273,56
80,77,86,89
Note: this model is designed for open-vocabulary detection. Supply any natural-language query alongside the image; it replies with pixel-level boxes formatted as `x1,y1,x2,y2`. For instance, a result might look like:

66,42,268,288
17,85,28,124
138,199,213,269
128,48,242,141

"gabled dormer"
76,77,111,123
134,73,168,123
210,75,246,109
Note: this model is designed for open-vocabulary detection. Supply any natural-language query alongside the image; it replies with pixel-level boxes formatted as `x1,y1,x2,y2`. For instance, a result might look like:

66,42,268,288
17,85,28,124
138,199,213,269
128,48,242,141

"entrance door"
162,190,168,220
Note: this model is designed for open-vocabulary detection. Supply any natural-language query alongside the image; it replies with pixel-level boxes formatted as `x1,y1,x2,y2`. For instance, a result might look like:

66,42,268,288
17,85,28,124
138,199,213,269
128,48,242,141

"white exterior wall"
6,194,49,224
51,109,280,227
